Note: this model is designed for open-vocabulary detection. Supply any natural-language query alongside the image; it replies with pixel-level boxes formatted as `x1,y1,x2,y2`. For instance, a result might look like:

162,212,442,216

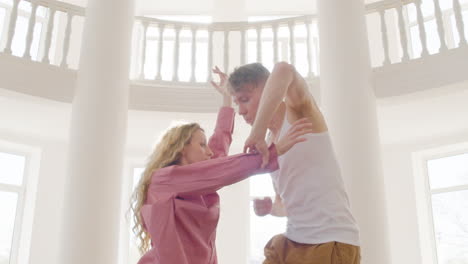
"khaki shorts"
263,234,361,264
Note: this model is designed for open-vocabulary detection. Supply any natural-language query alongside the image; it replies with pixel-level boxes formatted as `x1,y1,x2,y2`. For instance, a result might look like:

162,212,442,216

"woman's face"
180,129,214,165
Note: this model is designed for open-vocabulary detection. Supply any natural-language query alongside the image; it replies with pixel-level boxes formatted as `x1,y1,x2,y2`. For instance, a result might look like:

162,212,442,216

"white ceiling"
61,0,379,17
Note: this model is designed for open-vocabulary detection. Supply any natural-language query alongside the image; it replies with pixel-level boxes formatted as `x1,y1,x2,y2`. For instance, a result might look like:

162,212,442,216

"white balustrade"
132,15,316,83
190,26,196,82
453,0,467,46
0,0,467,84
60,12,73,67
433,0,448,52
4,0,20,54
415,0,429,56
1,0,85,68
23,1,38,59
138,21,148,79
396,2,410,61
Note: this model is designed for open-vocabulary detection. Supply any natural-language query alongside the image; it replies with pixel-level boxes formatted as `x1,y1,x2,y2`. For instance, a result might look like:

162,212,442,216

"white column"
211,3,250,264
318,1,391,264
60,0,135,263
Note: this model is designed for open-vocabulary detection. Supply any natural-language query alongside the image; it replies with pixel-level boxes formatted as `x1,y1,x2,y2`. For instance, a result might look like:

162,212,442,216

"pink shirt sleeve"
208,107,235,158
150,145,279,195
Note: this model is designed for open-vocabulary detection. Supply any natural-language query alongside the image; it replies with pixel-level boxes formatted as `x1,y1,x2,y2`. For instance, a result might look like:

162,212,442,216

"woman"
131,67,313,264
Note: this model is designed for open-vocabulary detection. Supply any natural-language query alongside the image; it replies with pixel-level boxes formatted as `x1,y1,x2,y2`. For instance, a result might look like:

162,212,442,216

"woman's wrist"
222,95,232,107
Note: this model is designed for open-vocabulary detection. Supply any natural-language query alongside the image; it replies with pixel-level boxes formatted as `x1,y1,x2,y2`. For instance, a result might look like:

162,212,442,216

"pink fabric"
137,107,279,264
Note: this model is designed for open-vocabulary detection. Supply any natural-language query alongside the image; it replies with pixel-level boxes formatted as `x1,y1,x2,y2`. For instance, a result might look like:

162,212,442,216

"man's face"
232,84,263,125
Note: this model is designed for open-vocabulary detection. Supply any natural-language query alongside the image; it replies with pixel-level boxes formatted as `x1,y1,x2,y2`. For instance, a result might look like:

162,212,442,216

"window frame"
0,140,40,264
413,142,468,264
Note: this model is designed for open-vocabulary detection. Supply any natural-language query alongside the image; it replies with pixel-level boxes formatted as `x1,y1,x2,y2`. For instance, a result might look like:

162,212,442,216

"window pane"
250,174,275,197
11,15,28,57
250,174,286,263
249,202,286,264
0,191,18,264
132,167,144,191
424,19,440,55
177,29,192,82
431,190,468,264
0,8,5,47
195,30,208,82
0,152,25,185
427,153,468,189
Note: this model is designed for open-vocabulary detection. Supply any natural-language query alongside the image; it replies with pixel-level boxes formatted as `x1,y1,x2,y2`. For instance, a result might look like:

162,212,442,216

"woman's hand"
253,197,273,216
276,118,314,156
210,66,231,107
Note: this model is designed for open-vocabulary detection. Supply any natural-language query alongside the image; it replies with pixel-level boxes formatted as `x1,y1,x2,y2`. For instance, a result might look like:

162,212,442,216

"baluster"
155,23,164,80
240,29,246,65
23,2,38,59
379,9,391,65
306,21,314,78
396,3,410,61
433,0,448,51
207,29,213,82
4,0,21,54
139,21,148,80
288,21,295,65
190,26,197,82
60,12,74,68
273,24,279,64
42,8,56,64
172,25,181,82
416,0,429,56
256,26,262,62
453,0,466,46
224,30,229,72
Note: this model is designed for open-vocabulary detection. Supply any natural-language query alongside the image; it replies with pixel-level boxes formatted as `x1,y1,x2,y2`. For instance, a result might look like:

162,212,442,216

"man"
228,62,360,264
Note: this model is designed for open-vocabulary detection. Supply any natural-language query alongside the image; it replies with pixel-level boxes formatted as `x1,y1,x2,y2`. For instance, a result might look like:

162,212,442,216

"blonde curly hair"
131,123,202,254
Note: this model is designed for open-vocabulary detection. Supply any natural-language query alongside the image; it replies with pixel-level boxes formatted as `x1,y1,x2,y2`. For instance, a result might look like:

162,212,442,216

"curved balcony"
0,0,467,112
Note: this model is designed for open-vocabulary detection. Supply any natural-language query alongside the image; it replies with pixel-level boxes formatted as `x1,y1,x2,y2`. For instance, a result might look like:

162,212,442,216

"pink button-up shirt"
137,107,279,264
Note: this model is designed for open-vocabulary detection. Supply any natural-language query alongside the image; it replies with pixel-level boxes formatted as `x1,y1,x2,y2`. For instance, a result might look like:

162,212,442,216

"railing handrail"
135,15,316,31
22,0,85,15
365,0,417,14
1,0,467,83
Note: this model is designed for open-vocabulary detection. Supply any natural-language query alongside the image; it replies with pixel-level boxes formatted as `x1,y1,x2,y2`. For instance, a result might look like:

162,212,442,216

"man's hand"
276,118,314,155
244,131,269,168
253,197,273,217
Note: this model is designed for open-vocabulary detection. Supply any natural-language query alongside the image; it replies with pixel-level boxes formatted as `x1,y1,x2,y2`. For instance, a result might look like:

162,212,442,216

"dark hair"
228,63,270,92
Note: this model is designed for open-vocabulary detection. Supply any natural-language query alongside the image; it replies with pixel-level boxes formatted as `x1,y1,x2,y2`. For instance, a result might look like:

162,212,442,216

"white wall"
0,88,253,264
377,81,468,264
2,75,468,264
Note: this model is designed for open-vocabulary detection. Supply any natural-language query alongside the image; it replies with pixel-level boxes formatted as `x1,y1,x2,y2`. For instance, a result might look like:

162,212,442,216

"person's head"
228,63,270,125
131,123,213,253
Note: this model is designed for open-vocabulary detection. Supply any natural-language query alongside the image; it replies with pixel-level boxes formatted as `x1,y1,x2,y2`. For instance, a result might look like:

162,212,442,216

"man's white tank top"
271,119,360,246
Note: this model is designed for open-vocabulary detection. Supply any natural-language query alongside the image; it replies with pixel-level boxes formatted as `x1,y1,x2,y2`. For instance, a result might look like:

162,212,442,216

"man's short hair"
228,63,270,92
